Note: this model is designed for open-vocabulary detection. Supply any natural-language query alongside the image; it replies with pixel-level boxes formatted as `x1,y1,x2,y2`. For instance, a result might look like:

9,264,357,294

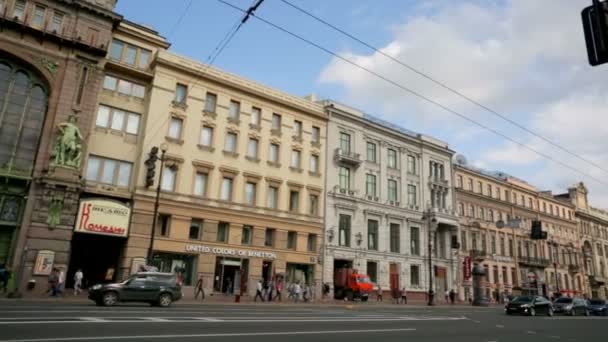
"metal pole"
146,149,166,263
553,242,560,295
428,209,434,306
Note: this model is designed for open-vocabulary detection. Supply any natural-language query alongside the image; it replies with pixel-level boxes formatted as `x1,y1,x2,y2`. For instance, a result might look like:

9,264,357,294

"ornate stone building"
0,0,119,292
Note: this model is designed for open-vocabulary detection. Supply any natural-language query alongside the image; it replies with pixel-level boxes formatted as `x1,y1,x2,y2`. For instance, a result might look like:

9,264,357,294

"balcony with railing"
518,256,551,268
470,249,487,260
334,148,361,166
568,264,581,274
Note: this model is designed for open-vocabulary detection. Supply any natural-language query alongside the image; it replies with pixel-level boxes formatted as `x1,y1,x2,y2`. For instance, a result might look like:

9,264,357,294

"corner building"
121,50,327,296
322,101,459,300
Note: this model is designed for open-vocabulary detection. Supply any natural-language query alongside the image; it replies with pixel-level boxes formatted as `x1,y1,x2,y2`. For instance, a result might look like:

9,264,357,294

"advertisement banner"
75,198,130,237
463,256,472,280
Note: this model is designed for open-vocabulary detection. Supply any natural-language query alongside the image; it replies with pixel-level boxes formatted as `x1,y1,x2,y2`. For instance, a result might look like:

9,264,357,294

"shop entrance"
67,233,124,288
286,263,314,285
214,257,249,294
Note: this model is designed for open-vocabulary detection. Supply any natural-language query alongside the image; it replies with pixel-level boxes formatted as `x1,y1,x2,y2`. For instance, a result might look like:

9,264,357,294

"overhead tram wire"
135,0,264,154
167,0,194,38
215,0,608,188
279,0,608,177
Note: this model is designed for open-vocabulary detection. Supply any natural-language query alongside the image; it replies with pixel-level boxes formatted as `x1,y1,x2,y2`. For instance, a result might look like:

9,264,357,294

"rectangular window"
245,182,256,205
293,120,302,137
228,100,240,120
217,222,229,243
224,132,237,153
125,45,137,65
32,5,45,28
520,195,525,207
125,113,140,135
312,126,320,143
50,11,64,32
265,228,275,247
110,39,124,60
85,156,133,188
287,231,297,250
289,190,299,212
110,109,125,131
456,175,463,188
339,132,351,153
250,106,261,125
161,165,176,191
85,156,101,181
117,162,132,187
290,150,301,168
367,220,378,251
241,225,252,245
309,194,318,216
477,181,483,194
158,214,171,237
307,234,317,252
189,219,202,240
407,155,416,174
487,184,492,197
272,113,281,130
309,155,319,173
95,105,110,128
174,84,187,104
388,149,397,168
13,0,25,20
220,177,233,201
101,159,116,184
267,186,278,209
200,126,213,147
204,93,217,113
366,174,376,196
390,223,400,253
339,167,350,190
411,227,420,255
103,75,117,90
193,172,207,197
505,190,510,202
339,214,351,247
247,138,258,158
410,265,420,286
528,198,533,209
388,180,398,201
366,142,376,162
139,49,150,69
132,84,145,98
407,184,417,205
269,144,279,163
168,117,183,140
468,178,473,191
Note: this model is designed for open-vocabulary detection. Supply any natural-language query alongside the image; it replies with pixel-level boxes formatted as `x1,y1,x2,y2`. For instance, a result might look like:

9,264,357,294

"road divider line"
0,328,418,342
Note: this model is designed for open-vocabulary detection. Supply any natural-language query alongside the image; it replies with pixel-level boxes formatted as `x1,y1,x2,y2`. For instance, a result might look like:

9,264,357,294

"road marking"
527,331,537,335
141,318,170,322
473,320,481,323
0,328,418,342
80,318,106,322
495,324,504,328
194,317,222,322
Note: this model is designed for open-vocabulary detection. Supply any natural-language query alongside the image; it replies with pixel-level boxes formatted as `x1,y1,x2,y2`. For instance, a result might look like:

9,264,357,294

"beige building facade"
455,162,583,302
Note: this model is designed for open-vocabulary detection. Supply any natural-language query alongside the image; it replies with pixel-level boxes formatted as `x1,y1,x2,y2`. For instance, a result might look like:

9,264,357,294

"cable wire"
216,0,608,188
279,0,608,177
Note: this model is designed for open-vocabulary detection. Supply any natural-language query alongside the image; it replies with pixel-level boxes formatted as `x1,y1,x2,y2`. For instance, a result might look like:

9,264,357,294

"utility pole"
146,144,168,264
424,206,437,306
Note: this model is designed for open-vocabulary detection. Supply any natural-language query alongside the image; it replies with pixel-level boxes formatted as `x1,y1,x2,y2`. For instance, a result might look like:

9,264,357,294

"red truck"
334,268,373,301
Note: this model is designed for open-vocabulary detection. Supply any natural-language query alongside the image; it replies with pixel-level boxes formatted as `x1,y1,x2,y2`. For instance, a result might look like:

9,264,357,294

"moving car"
588,299,608,316
505,295,553,316
552,297,589,316
88,272,182,307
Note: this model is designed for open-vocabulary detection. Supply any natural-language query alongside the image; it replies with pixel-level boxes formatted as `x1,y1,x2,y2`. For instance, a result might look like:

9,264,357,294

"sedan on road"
505,295,553,316
552,297,589,316
88,272,182,307
588,299,608,316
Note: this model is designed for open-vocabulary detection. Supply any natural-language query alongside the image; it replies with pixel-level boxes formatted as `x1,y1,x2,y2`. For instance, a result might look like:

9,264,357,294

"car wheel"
158,293,172,307
547,308,554,317
102,292,118,307
530,308,536,317
346,290,354,302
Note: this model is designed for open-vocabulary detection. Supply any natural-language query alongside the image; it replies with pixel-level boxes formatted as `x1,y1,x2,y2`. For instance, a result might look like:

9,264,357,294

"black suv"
88,272,183,307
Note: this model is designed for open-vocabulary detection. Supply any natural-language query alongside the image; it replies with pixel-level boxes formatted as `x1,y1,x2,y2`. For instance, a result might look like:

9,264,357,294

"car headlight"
520,304,530,308
90,284,102,290
565,305,573,310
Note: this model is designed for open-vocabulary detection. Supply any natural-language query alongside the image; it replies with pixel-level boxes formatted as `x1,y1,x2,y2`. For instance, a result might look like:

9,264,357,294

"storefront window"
286,263,314,286
153,252,195,286
214,256,249,294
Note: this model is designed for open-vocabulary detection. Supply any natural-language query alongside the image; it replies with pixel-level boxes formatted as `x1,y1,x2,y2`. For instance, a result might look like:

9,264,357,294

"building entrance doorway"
214,257,249,294
67,233,124,288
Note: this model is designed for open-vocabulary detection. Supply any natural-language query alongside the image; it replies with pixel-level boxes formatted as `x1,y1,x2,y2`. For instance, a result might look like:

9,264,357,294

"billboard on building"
75,198,130,237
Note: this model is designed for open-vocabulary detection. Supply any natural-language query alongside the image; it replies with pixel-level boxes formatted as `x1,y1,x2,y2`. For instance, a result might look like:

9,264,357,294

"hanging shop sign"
185,244,277,259
463,256,472,280
75,198,130,237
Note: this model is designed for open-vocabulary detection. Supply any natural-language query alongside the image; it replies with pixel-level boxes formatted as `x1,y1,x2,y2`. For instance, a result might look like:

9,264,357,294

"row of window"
158,216,318,252
95,105,141,135
338,166,418,204
581,220,608,240
109,39,151,70
5,0,64,33
365,261,422,287
103,75,146,99
456,174,573,220
363,140,418,172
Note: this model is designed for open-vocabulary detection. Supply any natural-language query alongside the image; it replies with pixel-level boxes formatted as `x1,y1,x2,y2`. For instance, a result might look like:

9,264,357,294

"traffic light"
582,0,608,66
531,220,547,240
144,146,159,187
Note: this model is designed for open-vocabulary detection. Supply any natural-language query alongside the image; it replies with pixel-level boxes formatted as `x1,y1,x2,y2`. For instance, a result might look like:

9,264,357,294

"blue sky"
116,0,608,207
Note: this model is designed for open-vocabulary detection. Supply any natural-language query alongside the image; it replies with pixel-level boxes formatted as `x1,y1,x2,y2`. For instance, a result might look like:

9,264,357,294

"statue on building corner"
52,114,83,168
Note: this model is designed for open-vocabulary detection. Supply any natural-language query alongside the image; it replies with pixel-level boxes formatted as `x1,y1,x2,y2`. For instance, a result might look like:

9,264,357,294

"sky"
116,0,608,208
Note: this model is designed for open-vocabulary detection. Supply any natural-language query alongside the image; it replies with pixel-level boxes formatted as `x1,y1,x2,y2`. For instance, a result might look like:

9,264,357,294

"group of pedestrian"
46,268,84,297
253,279,309,303
445,289,457,304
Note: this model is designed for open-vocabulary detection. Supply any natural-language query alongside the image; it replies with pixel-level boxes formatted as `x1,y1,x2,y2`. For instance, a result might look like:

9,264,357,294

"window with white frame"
407,184,417,205
220,177,233,201
96,105,140,135
247,138,258,159
269,143,280,163
204,92,217,113
229,100,240,120
251,107,261,126
312,126,320,143
290,150,301,168
407,155,416,174
272,113,281,130
388,179,398,201
200,126,213,147
224,132,238,153
388,149,397,168
366,174,376,196
267,185,278,209
339,167,350,190
193,172,207,196
161,165,177,191
245,182,256,205
309,154,319,173
293,120,302,137
85,155,133,188
174,83,187,104
168,117,183,140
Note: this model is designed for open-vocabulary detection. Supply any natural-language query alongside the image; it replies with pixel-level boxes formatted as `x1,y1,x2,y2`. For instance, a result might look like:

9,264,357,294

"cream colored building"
455,162,583,301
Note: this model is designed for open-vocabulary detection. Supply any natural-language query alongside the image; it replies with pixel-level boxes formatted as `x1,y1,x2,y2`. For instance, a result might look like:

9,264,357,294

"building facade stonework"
322,101,459,301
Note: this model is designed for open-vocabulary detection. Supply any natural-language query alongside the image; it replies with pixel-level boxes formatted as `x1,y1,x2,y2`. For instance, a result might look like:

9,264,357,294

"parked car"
552,297,589,316
88,272,183,307
505,295,553,316
588,299,608,316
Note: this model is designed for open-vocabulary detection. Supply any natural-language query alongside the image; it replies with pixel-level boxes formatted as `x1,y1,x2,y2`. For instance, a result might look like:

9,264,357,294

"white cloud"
318,0,608,207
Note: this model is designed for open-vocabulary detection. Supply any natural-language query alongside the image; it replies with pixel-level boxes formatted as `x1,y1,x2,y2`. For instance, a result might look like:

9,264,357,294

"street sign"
582,0,608,66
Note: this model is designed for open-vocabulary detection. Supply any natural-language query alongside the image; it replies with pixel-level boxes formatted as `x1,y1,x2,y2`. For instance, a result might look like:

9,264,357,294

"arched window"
0,60,48,176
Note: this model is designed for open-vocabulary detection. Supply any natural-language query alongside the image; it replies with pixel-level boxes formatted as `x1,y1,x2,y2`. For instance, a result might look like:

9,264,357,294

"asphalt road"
0,301,606,342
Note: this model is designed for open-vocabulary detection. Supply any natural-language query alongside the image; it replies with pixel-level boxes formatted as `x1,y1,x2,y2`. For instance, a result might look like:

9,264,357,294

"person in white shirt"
293,282,301,303
57,269,65,295
74,269,83,295
254,279,265,302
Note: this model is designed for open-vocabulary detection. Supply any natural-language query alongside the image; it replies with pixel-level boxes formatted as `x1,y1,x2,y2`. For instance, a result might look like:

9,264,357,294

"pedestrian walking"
194,276,205,300
445,290,449,303
73,269,83,295
449,289,456,304
57,268,65,296
267,280,274,302
0,264,9,294
401,287,408,304
225,278,233,296
293,282,301,303
254,279,265,302
376,286,383,302
274,281,282,302
48,268,59,297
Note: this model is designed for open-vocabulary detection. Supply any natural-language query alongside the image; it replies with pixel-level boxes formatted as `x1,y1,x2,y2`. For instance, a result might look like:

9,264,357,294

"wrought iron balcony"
334,148,361,166
568,264,581,274
518,256,551,268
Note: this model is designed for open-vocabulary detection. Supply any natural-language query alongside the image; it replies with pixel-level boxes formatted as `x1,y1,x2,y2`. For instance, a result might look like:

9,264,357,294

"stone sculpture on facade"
52,115,83,168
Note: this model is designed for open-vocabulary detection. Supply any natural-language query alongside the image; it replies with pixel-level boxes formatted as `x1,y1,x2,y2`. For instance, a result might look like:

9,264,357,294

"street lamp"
147,143,168,264
422,206,438,306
